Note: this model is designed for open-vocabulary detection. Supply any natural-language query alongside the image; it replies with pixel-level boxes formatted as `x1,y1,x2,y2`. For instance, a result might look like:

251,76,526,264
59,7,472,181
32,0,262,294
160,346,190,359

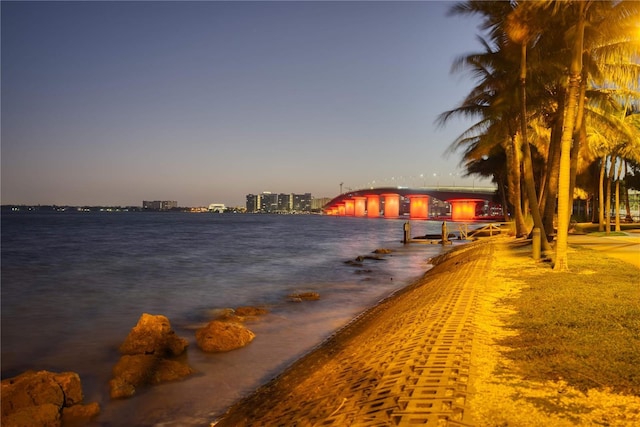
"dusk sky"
2,1,488,207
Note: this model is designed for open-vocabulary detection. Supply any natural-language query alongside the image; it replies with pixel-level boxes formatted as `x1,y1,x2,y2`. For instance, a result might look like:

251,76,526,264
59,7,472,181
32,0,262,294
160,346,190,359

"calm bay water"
1,212,465,426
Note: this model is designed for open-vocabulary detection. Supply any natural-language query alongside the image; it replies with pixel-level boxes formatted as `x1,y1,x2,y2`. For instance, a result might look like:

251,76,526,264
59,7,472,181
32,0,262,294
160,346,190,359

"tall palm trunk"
506,135,527,236
624,161,633,222
568,67,588,219
499,177,510,223
590,163,599,223
518,42,551,251
598,157,606,231
542,112,563,237
522,174,529,219
615,158,623,232
555,1,587,272
605,155,616,235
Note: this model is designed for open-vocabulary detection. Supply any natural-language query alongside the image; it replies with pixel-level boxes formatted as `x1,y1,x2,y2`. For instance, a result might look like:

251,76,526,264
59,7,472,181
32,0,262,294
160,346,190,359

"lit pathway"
214,243,492,426
568,231,640,268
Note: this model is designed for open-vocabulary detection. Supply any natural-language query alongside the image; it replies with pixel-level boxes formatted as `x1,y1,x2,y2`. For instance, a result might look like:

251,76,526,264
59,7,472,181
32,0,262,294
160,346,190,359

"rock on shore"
212,306,270,323
234,306,269,317
1,370,100,427
195,320,256,352
119,313,189,357
109,313,193,399
287,291,320,302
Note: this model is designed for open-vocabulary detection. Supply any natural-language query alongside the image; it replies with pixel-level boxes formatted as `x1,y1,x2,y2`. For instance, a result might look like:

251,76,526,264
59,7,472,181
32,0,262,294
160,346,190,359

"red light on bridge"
353,197,366,217
366,195,380,218
344,199,355,216
382,194,400,218
450,199,480,221
407,195,429,219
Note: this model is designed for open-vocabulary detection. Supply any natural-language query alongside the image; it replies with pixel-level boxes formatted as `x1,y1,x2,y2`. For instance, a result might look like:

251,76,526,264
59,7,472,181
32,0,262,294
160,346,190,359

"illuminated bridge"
323,186,500,221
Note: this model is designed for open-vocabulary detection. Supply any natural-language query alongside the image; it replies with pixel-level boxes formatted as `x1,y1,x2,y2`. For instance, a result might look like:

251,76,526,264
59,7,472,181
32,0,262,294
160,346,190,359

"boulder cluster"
1,370,100,427
109,313,193,399
109,308,273,399
2,300,317,424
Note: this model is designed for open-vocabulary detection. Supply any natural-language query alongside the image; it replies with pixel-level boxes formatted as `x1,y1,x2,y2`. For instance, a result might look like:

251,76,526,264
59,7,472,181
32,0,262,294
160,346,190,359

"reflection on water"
1,212,464,425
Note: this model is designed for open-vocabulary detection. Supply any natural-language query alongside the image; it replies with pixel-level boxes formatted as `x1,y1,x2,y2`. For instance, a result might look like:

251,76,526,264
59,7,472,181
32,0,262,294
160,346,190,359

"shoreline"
2,215,460,427
3,221,637,426
212,238,491,425
211,231,640,426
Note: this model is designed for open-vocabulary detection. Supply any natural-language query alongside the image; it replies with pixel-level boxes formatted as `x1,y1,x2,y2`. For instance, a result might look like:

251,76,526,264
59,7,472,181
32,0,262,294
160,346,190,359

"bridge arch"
324,186,500,221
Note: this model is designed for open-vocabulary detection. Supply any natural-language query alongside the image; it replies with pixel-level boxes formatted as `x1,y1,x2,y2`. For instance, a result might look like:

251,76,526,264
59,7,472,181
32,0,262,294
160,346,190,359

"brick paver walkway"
215,242,492,427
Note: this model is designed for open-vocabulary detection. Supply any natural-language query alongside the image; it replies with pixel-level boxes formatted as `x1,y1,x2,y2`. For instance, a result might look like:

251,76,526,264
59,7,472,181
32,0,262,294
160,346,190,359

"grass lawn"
500,247,640,396
469,239,640,426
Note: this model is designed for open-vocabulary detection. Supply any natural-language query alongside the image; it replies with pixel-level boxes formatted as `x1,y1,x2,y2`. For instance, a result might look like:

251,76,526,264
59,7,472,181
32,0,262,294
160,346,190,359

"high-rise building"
142,200,178,211
245,194,260,212
292,193,312,212
245,192,316,213
277,193,292,212
260,192,278,213
312,197,331,211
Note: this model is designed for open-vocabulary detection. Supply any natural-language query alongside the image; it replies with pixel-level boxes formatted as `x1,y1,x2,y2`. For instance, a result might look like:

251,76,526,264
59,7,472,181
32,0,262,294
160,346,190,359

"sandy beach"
212,233,640,426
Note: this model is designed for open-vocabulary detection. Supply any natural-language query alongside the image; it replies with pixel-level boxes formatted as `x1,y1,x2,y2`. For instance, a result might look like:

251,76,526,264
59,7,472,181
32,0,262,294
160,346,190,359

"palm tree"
444,1,640,270
612,109,640,230
554,0,639,270
448,1,582,249
443,2,537,237
582,97,640,232
553,0,588,271
505,2,552,252
437,35,530,236
573,0,640,234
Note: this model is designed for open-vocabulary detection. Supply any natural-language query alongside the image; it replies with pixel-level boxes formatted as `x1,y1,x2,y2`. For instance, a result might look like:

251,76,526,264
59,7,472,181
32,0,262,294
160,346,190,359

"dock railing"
459,222,513,239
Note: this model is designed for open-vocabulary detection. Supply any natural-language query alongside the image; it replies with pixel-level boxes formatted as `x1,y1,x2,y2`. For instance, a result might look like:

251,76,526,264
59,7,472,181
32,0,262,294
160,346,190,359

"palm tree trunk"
615,159,622,232
522,177,529,218
624,161,633,222
506,135,527,236
538,164,547,211
542,113,563,238
589,162,598,223
605,155,616,235
518,42,551,251
554,1,587,272
568,68,588,220
598,157,606,231
498,175,510,223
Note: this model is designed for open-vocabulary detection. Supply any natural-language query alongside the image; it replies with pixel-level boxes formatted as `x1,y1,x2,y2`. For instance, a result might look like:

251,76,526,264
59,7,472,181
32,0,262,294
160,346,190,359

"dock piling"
403,222,411,244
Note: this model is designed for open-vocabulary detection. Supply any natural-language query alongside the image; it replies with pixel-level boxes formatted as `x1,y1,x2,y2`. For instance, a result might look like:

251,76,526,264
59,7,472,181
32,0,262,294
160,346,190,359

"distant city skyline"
2,1,488,207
